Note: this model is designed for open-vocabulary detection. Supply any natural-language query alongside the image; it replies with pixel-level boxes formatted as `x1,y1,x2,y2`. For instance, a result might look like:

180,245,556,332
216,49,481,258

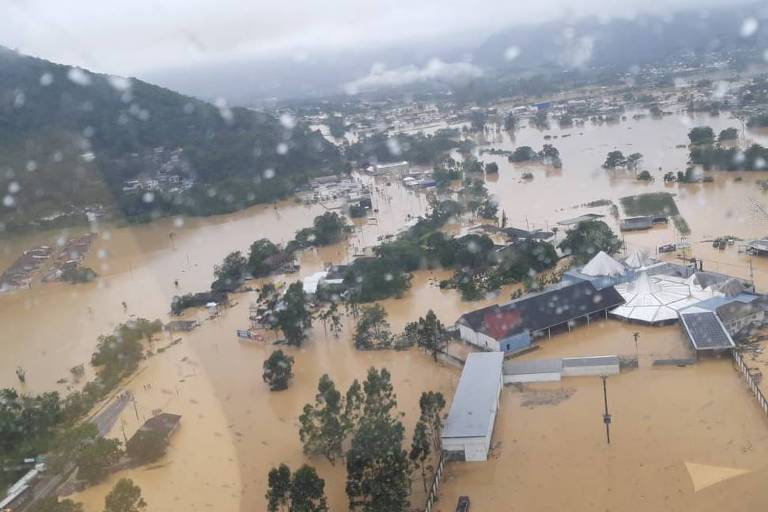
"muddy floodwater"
4,110,768,511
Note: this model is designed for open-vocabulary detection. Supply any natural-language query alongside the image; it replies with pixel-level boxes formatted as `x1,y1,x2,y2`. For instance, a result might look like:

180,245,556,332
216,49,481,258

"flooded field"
438,360,768,512
3,109,768,511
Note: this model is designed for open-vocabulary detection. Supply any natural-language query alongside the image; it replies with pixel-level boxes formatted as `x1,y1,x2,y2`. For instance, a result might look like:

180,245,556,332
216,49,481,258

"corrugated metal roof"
504,359,562,375
679,311,735,350
562,355,620,368
442,352,504,439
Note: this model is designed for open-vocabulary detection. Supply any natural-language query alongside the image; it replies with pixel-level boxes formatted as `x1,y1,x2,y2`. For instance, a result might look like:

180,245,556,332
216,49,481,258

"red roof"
483,308,523,340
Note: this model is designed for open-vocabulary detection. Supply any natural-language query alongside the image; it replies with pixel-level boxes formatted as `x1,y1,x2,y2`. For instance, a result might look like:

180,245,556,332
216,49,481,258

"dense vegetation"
346,129,463,166
0,46,343,229
0,319,162,490
297,369,445,511
558,220,622,264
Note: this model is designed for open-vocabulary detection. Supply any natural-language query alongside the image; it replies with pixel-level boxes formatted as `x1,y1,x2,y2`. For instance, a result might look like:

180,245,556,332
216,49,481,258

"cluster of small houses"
442,249,766,463
0,234,97,292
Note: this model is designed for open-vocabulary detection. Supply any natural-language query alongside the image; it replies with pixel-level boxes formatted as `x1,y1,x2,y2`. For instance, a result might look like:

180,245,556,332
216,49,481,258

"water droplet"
277,143,288,155
40,73,53,86
67,67,92,86
504,46,520,61
741,18,758,38
142,192,155,203
2,195,15,207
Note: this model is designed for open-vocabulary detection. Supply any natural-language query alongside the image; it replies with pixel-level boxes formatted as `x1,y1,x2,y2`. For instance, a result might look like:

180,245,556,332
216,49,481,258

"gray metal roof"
442,352,504,439
680,311,735,350
562,355,620,367
504,359,562,375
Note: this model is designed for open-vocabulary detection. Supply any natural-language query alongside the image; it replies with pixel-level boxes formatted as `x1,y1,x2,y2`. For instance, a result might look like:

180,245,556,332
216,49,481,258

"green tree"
484,162,499,174
558,220,622,263
636,170,653,181
211,251,248,292
419,391,446,450
469,110,487,131
346,413,410,512
311,212,348,246
266,464,328,512
626,152,643,170
509,146,537,162
477,199,498,220
77,438,123,484
291,465,329,512
718,127,738,142
503,113,517,131
274,282,312,346
262,350,295,391
362,368,398,418
688,126,715,145
266,464,292,512
299,375,348,464
248,239,281,277
409,419,431,494
328,115,346,138
415,310,448,362
353,305,393,350
103,478,146,512
602,150,625,169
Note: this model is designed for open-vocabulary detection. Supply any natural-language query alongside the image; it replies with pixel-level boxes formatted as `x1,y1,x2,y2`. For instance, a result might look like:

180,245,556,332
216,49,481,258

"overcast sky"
3,0,742,77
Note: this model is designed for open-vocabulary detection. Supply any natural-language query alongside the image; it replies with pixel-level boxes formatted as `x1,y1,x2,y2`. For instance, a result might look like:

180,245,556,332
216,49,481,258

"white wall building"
442,352,504,462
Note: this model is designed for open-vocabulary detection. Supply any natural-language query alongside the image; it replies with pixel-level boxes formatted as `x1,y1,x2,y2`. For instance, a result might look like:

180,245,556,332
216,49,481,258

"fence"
732,350,768,416
424,453,446,512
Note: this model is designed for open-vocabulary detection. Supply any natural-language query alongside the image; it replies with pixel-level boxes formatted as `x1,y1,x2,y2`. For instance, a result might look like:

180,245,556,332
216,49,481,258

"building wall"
562,363,620,377
498,331,532,353
723,310,764,336
442,363,503,462
458,325,500,351
442,436,490,462
503,372,561,384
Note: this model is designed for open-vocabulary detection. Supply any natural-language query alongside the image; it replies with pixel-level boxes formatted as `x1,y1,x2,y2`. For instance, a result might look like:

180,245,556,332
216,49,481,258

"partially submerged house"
679,308,735,354
442,352,504,462
456,281,625,352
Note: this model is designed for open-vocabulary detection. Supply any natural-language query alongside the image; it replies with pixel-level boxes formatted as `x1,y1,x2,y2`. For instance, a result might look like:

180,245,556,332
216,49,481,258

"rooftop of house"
457,281,625,340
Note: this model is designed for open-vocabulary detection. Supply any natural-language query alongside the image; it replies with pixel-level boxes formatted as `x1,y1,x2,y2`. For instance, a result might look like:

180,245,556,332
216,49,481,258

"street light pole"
633,332,640,363
601,375,612,445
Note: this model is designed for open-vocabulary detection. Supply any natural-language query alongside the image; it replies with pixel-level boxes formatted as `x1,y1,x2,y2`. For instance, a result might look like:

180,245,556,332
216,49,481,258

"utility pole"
601,376,612,445
120,418,128,444
633,332,640,362
131,393,140,422
749,254,756,292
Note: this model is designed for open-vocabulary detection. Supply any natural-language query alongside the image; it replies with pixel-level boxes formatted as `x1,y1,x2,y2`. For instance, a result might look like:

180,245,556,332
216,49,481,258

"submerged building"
442,352,504,462
456,281,625,352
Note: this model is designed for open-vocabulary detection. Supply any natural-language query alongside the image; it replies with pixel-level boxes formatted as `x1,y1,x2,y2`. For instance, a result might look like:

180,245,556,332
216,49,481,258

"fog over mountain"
2,0,765,104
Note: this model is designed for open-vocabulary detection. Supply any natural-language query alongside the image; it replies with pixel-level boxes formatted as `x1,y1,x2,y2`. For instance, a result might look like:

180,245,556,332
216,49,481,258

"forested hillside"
0,46,344,230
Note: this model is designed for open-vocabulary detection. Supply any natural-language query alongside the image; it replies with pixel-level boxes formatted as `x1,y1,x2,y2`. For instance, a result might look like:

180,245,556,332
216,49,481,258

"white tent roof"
624,249,653,269
303,271,328,295
581,251,626,277
611,271,721,324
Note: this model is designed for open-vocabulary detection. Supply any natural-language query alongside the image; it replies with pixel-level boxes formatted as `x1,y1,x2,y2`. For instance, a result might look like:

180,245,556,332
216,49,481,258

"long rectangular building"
456,281,625,352
442,352,504,462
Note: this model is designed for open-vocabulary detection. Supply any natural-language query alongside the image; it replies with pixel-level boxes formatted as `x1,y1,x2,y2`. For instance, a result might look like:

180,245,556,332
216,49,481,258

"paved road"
92,391,133,437
23,391,134,508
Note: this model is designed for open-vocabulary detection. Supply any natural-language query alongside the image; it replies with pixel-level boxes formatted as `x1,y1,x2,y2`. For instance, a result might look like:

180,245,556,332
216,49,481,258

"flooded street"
3,109,768,511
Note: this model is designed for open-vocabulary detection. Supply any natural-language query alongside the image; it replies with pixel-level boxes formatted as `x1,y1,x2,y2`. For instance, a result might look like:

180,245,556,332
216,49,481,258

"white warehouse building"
441,352,504,462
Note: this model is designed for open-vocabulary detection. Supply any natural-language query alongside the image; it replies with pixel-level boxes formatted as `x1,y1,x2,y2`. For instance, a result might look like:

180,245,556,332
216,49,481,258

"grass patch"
619,192,680,216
